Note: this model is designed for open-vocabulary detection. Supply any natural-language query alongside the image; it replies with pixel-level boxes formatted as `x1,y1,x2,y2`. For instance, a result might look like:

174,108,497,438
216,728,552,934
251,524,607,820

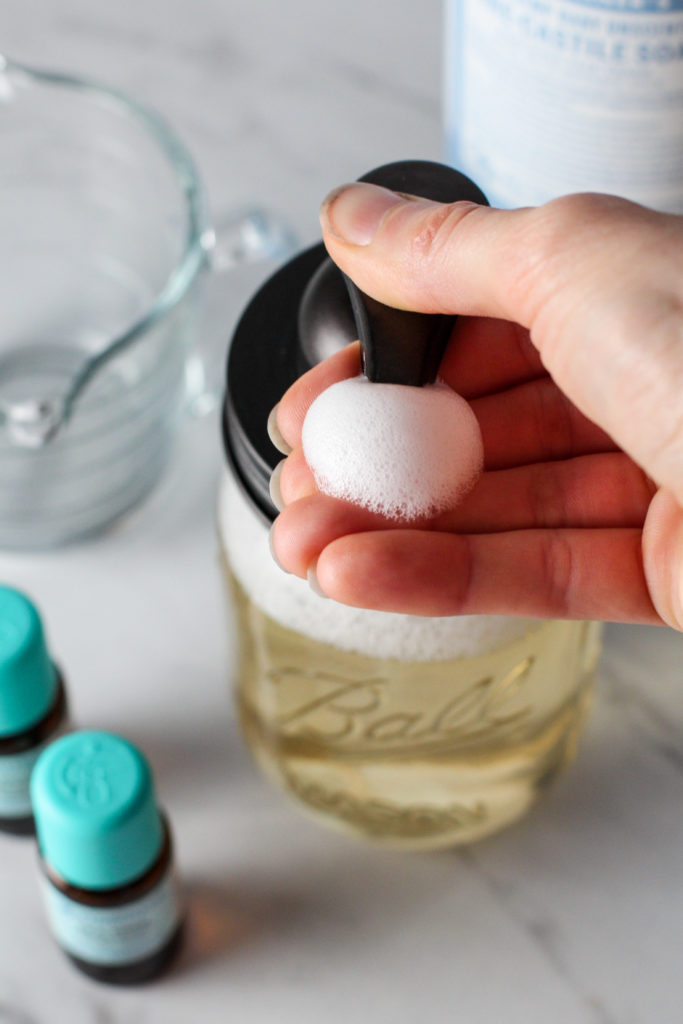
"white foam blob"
302,377,484,520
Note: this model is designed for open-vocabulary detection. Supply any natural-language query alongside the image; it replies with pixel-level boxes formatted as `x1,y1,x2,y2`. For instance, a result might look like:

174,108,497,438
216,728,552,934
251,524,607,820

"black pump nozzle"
300,160,489,386
225,160,489,523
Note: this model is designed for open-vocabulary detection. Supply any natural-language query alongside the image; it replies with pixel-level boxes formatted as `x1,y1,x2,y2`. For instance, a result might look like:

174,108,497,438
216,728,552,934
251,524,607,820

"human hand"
269,186,683,630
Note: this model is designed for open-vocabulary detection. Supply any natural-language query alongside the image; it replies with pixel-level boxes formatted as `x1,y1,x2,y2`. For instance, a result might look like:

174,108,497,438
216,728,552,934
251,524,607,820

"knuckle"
408,202,482,310
528,463,567,529
505,194,618,318
539,530,575,617
410,203,458,258
530,380,576,461
535,193,626,245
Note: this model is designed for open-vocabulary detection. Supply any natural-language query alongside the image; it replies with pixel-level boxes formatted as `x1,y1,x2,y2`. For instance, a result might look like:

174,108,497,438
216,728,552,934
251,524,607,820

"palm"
273,318,660,624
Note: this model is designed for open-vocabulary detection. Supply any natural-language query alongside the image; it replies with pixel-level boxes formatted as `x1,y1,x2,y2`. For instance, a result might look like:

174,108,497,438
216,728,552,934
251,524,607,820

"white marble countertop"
1,3,682,1022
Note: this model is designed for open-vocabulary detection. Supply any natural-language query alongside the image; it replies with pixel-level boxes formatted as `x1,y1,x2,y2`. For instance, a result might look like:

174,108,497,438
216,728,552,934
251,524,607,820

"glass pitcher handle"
184,209,298,418
0,210,296,445
206,208,298,273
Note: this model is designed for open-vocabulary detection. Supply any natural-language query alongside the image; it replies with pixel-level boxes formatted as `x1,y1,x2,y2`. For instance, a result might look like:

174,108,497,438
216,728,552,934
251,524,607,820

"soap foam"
302,377,483,520
219,471,538,661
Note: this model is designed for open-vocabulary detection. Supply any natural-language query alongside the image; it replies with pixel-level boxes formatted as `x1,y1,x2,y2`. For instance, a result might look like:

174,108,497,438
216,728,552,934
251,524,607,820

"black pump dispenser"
223,160,488,521
349,161,487,385
301,161,488,386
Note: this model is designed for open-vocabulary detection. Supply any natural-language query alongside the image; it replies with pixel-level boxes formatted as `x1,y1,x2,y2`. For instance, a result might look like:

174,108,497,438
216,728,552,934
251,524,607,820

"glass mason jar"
220,172,601,850
219,472,600,850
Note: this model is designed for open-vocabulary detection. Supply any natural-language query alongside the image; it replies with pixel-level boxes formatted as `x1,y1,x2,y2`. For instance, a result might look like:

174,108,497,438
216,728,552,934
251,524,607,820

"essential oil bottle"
31,730,183,984
0,585,68,835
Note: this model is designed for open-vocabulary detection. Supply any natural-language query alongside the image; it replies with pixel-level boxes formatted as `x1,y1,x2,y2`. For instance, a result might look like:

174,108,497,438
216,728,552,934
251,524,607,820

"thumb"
320,183,683,504
320,182,523,319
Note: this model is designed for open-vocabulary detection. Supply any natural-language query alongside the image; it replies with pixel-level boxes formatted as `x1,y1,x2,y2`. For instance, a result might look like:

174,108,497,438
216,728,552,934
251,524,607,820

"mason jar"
219,232,601,851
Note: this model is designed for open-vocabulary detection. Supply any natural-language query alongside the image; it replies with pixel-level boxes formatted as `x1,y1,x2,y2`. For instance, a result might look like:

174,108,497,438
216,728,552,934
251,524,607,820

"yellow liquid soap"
226,566,599,850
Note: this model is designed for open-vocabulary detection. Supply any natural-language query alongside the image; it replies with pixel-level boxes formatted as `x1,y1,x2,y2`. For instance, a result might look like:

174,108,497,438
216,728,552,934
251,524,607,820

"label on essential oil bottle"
0,744,49,818
40,871,180,966
444,0,683,211
0,722,69,819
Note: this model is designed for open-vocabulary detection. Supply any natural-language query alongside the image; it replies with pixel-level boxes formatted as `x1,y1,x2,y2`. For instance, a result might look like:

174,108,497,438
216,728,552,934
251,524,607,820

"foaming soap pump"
218,159,600,850
299,163,490,522
224,159,488,522
301,160,488,389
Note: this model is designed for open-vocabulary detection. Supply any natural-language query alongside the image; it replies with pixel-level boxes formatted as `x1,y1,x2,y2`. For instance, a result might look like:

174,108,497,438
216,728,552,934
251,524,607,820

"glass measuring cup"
0,56,292,549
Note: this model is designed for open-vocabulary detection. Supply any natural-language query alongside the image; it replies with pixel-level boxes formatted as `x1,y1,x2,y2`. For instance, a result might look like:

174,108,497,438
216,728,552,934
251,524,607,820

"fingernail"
269,460,286,512
268,523,290,574
321,182,405,246
267,403,292,455
307,561,328,599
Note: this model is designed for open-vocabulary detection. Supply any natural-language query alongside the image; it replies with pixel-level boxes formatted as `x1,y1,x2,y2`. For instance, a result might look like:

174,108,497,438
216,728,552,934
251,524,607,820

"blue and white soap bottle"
444,0,683,213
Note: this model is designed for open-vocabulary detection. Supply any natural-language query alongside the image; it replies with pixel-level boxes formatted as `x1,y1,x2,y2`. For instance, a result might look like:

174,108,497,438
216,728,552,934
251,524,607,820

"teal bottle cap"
0,585,57,737
31,731,164,890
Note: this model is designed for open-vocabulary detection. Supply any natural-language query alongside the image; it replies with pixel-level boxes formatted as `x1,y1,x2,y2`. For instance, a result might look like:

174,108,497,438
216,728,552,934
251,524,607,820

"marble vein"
457,847,622,1024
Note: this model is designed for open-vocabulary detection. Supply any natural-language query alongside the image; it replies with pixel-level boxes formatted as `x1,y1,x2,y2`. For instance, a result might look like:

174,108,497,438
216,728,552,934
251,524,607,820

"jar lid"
0,585,57,737
31,731,163,890
223,242,330,523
